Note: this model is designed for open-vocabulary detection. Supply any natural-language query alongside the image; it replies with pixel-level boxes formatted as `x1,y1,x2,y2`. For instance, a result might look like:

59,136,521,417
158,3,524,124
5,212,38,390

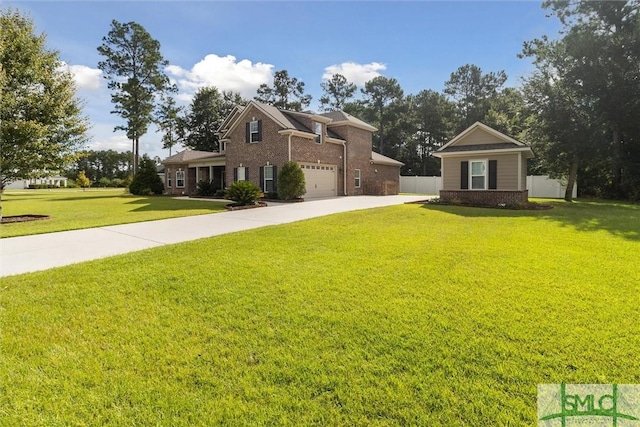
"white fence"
400,175,577,199
399,176,442,195
526,175,577,198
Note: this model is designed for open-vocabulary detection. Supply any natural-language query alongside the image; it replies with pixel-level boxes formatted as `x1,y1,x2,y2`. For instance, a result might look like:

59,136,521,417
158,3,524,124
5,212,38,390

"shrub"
129,156,164,195
77,170,91,190
110,178,125,188
264,191,278,200
28,184,58,189
225,181,263,205
98,177,111,188
277,161,306,200
196,180,217,197
214,189,226,198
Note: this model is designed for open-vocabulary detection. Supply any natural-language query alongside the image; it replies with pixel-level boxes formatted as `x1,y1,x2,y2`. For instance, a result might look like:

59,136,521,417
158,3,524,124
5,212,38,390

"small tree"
77,170,91,191
277,161,306,200
225,181,262,205
128,156,164,195
1,9,89,219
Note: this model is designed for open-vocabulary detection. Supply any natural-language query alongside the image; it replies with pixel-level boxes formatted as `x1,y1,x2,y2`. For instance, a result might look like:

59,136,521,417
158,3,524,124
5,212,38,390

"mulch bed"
260,198,304,203
1,214,51,224
225,202,268,211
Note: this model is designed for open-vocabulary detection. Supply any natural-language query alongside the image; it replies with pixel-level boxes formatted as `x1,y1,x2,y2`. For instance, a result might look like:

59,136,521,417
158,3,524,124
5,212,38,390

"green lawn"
1,189,228,238
1,200,639,425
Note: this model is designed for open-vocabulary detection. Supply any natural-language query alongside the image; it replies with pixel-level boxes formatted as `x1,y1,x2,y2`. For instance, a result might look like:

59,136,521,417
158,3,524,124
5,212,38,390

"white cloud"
322,62,386,86
166,54,274,99
88,133,131,152
58,62,102,90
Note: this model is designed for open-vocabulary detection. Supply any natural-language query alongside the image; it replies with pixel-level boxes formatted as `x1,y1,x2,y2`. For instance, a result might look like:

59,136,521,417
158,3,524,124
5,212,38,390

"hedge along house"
216,101,403,198
162,149,226,196
432,122,534,206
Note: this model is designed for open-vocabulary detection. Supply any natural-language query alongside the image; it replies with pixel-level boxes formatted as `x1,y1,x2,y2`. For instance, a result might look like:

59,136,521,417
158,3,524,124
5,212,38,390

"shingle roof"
281,111,312,132
256,103,300,129
438,142,521,153
162,149,224,163
320,110,377,131
371,151,404,166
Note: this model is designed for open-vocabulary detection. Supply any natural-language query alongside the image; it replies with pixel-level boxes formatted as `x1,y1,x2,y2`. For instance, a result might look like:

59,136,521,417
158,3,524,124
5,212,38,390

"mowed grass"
1,200,639,425
1,189,227,238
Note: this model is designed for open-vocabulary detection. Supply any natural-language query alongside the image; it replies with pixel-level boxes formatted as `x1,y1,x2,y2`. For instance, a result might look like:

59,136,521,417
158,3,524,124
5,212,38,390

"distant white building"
5,176,69,189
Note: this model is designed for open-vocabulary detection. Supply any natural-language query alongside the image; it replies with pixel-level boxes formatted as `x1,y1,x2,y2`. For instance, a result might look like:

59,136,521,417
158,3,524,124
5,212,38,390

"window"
470,160,487,190
176,170,185,188
355,169,361,188
250,120,260,142
237,167,246,181
263,165,274,192
167,169,172,187
314,122,322,144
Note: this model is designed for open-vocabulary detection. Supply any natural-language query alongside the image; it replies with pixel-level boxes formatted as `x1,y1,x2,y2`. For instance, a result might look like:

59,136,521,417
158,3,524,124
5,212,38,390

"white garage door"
300,163,337,198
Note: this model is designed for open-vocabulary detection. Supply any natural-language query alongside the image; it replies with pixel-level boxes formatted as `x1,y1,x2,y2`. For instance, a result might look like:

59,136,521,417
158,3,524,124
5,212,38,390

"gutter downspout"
343,141,347,196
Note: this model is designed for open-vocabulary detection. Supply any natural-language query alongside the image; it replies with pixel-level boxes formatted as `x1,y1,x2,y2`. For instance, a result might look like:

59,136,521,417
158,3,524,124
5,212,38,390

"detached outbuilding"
433,122,534,206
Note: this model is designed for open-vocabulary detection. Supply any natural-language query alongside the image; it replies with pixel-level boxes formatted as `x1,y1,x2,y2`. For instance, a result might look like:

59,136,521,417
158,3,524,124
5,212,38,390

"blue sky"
5,1,562,160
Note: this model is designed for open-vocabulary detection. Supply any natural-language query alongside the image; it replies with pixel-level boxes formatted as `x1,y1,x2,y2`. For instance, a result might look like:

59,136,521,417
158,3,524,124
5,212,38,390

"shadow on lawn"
48,194,132,202
421,199,640,241
124,197,228,212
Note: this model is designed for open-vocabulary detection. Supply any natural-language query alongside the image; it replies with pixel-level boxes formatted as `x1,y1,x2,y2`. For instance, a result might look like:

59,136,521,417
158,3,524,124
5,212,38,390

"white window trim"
263,165,274,192
470,159,487,190
237,166,246,182
354,169,361,188
176,169,185,188
167,168,172,187
250,120,259,143
314,122,322,144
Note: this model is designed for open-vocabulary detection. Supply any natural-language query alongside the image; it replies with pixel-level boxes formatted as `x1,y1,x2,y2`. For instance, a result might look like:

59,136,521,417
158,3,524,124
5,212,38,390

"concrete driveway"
1,195,430,277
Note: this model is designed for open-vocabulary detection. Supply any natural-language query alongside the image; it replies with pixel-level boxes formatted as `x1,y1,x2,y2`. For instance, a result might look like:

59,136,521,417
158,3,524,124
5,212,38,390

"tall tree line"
91,2,639,201
66,150,133,182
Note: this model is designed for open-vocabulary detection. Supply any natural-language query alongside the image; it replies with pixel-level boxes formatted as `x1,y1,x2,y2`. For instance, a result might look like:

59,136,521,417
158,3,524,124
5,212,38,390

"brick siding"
439,190,528,206
225,104,401,196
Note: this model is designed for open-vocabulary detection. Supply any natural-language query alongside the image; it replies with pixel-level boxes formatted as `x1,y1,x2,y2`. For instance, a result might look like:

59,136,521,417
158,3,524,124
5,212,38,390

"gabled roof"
434,122,533,158
321,110,378,132
218,105,245,134
371,151,404,166
162,149,224,164
220,101,377,139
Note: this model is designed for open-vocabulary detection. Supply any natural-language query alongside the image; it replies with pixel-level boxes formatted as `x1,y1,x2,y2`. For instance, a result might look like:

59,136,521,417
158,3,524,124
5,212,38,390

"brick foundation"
439,190,528,206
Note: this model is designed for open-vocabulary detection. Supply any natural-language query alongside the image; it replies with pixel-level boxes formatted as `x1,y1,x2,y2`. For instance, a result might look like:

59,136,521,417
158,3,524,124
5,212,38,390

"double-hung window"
167,169,172,187
250,121,260,142
263,165,274,192
354,169,361,188
470,160,487,190
314,122,322,144
237,166,246,181
176,170,185,188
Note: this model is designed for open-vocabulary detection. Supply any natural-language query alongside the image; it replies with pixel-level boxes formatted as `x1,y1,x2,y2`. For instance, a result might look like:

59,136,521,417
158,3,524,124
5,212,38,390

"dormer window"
314,122,322,144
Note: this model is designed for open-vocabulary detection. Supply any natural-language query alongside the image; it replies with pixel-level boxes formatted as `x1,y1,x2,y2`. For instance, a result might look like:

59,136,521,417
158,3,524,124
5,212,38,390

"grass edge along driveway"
1,200,639,425
1,189,228,238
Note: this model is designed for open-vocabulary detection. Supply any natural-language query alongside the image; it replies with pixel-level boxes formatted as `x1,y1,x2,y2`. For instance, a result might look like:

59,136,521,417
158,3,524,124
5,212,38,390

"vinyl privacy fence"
400,175,577,198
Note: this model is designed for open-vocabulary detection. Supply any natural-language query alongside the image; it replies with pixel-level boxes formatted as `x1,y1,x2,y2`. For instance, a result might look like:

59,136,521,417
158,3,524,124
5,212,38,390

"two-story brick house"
163,101,403,198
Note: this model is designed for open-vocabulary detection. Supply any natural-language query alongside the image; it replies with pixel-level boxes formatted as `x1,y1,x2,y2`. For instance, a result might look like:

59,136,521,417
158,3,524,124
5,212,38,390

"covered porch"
187,164,226,195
